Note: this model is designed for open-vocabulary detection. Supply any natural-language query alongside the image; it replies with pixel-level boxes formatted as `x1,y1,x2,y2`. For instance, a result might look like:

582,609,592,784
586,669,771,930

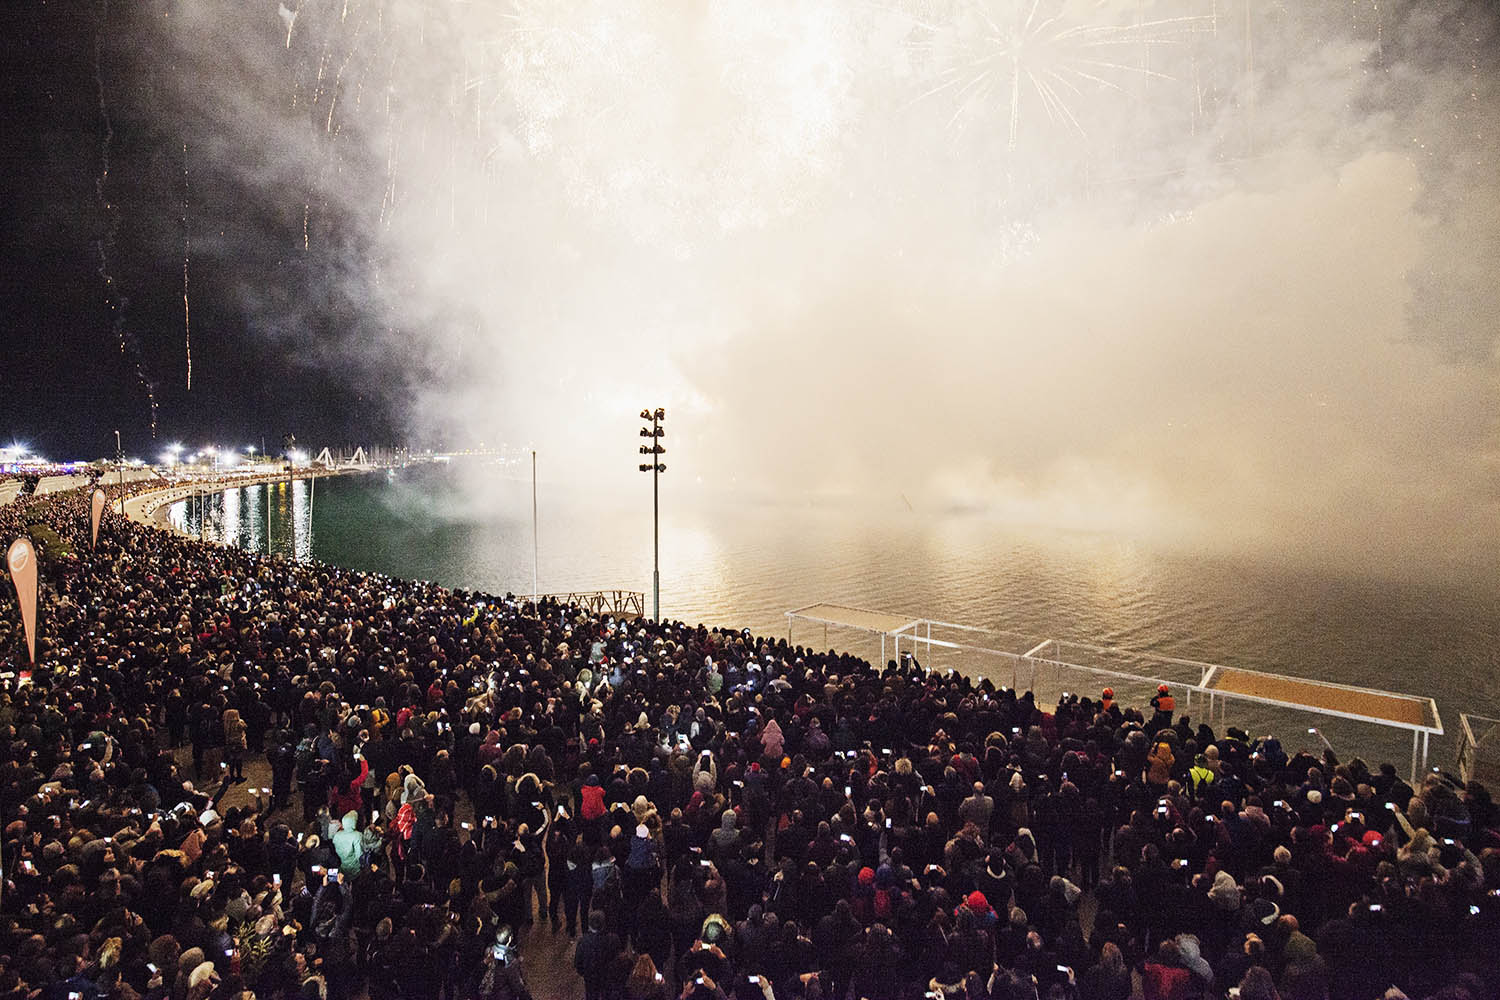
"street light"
638,407,666,621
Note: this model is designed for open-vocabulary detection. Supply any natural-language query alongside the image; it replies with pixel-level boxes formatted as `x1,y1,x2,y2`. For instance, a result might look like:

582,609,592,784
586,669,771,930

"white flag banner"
7,537,38,663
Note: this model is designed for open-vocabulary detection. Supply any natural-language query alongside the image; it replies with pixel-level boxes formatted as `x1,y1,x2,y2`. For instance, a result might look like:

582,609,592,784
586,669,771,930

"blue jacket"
626,832,659,871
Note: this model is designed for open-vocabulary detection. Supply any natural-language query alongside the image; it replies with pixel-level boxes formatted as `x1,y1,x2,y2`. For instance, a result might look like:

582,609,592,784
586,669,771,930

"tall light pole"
531,450,539,611
638,407,666,621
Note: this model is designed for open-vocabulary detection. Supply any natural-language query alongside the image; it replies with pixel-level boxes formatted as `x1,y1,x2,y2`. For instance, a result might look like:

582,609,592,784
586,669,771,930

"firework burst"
906,0,1213,149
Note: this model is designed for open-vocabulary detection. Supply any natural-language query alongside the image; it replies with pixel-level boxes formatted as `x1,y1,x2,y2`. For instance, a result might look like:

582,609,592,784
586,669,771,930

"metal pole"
639,407,665,621
1412,729,1420,786
652,418,660,622
532,450,539,610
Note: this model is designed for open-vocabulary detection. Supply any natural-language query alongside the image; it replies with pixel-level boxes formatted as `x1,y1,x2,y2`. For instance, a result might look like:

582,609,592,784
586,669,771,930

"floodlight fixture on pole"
638,407,666,621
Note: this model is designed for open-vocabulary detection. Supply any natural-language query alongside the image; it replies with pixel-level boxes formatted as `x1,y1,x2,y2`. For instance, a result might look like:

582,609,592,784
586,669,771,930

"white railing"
788,604,1444,783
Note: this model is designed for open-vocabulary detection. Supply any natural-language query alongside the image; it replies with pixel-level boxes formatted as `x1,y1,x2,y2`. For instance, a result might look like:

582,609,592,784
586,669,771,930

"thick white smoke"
161,0,1500,579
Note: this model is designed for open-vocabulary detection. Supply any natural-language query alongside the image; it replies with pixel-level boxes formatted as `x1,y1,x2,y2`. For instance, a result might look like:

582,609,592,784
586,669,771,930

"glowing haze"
162,0,1498,578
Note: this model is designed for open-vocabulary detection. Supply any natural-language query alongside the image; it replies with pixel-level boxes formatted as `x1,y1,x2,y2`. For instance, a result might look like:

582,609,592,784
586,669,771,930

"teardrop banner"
91,489,107,549
7,537,38,664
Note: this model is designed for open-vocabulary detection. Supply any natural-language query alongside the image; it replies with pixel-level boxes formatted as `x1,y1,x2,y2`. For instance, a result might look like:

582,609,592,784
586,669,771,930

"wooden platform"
1210,667,1432,728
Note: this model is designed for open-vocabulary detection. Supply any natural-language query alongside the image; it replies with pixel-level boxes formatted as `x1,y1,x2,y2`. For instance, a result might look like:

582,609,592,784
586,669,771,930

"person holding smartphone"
473,925,533,1000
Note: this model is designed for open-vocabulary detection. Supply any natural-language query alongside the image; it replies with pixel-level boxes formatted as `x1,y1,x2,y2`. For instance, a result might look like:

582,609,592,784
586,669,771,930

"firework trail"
182,141,192,391
280,2,300,49
93,0,158,434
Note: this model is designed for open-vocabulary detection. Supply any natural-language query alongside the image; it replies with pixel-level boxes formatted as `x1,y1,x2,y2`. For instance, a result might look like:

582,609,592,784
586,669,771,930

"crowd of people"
0,482,1496,1000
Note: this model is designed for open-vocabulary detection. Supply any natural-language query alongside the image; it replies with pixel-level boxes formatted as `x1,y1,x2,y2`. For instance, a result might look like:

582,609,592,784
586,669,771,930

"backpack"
296,737,317,775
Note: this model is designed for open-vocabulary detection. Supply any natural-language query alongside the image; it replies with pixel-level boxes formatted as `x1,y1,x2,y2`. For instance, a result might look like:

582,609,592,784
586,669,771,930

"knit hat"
965,890,991,913
858,866,876,886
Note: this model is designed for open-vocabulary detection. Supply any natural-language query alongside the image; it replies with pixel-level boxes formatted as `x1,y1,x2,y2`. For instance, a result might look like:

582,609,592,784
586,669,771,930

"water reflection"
167,478,315,561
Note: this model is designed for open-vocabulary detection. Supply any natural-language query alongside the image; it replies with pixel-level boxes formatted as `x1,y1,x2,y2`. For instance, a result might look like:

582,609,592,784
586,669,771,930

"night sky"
1,1,399,461
1,1,1496,578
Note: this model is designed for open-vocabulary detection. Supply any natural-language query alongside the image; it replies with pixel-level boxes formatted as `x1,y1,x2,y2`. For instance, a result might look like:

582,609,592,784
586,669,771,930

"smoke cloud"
155,0,1499,579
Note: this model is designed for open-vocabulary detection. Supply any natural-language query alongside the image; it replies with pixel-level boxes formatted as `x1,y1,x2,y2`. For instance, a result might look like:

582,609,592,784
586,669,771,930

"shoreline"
122,468,359,540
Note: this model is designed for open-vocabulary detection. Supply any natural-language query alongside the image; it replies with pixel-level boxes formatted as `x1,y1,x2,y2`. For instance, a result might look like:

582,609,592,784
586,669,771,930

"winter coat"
760,719,785,759
626,831,660,872
332,811,364,875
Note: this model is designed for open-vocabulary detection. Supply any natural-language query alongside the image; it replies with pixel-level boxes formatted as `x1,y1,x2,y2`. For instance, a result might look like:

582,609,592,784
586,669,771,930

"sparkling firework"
906,0,1213,149
93,0,157,434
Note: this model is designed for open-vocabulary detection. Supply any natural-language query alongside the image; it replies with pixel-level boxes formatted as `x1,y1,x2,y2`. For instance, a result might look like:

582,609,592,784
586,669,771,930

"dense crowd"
0,483,1497,1000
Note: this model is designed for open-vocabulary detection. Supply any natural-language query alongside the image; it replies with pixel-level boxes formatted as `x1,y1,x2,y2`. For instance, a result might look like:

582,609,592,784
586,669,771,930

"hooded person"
400,772,428,806
332,810,365,875
1208,870,1242,912
759,718,785,760
1174,934,1214,985
709,810,740,859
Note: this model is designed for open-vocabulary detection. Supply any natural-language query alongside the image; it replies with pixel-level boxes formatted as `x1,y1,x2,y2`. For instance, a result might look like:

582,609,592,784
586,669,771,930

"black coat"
573,929,622,988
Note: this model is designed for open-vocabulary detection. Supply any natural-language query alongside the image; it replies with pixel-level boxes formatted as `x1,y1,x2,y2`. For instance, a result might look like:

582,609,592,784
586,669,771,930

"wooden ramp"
1210,667,1434,728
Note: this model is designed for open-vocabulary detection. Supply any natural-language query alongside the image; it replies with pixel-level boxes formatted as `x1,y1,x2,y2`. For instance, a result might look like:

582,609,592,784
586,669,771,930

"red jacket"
1142,963,1195,1000
327,757,368,817
580,783,606,822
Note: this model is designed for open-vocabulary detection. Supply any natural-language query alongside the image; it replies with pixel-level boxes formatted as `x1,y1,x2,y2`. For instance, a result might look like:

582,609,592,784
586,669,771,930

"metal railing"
539,591,645,619
1458,713,1500,786
787,604,1445,783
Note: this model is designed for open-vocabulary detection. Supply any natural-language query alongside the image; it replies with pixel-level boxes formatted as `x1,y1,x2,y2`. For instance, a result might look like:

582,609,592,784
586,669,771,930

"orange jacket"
1147,742,1175,785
